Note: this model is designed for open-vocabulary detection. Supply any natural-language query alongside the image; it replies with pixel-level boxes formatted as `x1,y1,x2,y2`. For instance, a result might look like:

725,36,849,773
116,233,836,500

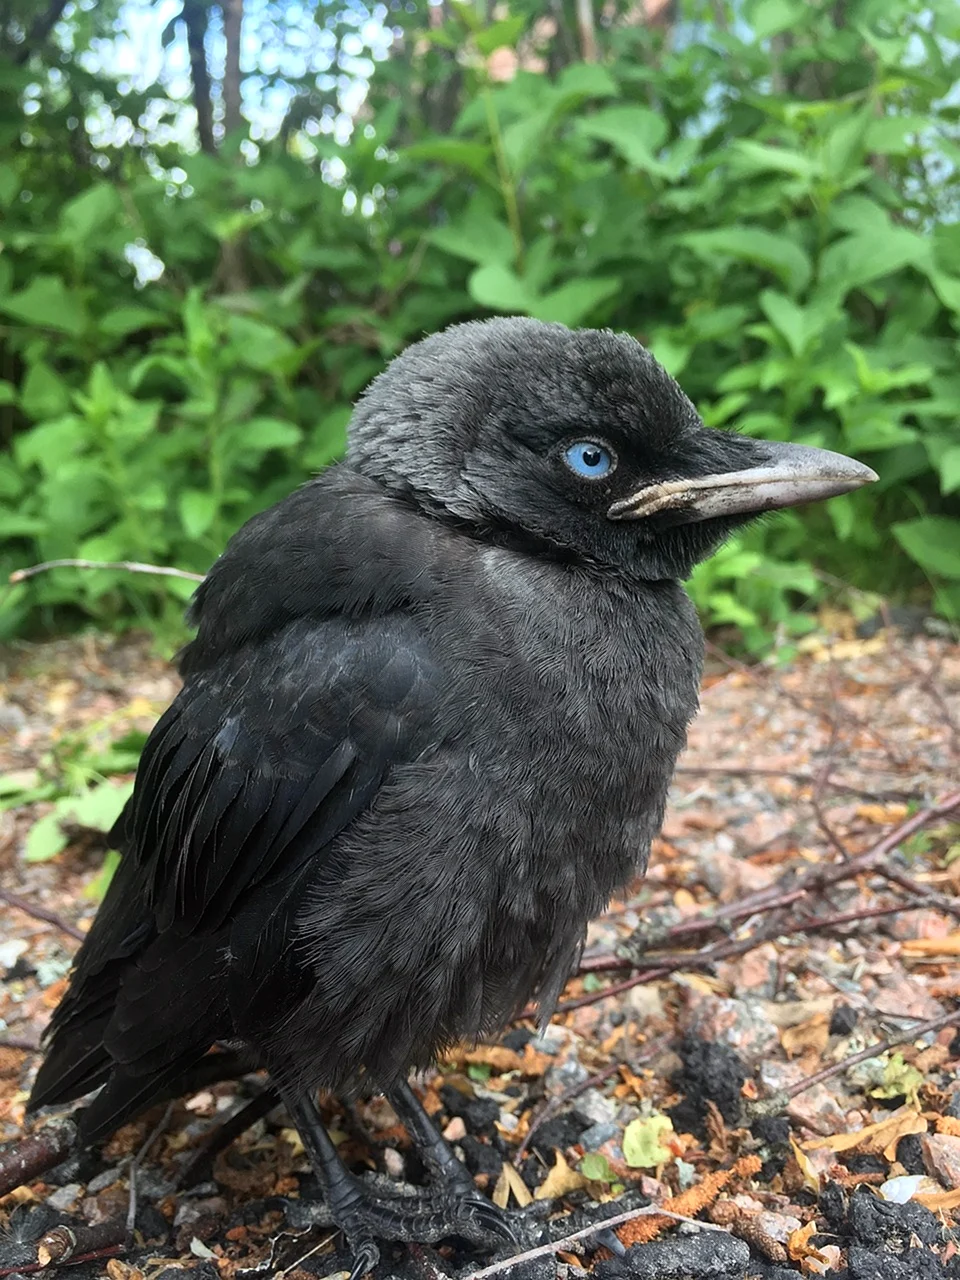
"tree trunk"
183,1,216,154
222,0,244,138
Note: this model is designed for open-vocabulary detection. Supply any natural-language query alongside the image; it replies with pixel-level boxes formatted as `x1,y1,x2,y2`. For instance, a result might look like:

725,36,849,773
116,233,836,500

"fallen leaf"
789,1137,821,1195
623,1114,675,1168
869,1053,924,1109
781,1013,830,1059
903,933,960,956
535,1150,587,1201
493,1160,533,1208
916,1187,960,1211
786,1220,829,1265
803,1107,927,1159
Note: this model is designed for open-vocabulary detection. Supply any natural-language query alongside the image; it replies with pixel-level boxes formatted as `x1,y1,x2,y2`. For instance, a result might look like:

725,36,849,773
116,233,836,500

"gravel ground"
1,619,959,1280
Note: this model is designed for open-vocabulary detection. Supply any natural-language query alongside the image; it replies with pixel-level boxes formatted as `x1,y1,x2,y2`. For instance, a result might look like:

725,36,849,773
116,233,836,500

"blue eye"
563,441,615,480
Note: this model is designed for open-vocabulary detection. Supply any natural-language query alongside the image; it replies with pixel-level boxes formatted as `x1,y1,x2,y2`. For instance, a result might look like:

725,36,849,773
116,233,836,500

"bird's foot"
332,1181,519,1279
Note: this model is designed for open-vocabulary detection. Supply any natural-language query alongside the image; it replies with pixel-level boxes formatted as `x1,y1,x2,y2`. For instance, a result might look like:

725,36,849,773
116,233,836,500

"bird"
26,317,876,1274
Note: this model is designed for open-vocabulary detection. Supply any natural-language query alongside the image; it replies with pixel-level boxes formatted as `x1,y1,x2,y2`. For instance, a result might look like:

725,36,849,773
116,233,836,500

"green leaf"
85,848,121,901
577,106,669,172
0,275,87,336
556,63,618,100
0,163,20,206
681,227,812,294
759,290,812,356
402,140,492,175
179,489,218,539
580,1153,612,1182
431,210,515,267
728,140,818,179
20,361,72,419
622,1114,675,1168
468,264,537,313
749,0,806,39
231,417,303,452
937,446,960,496
99,306,169,338
59,184,122,244
820,226,931,295
892,517,960,579
474,16,526,55
530,277,620,327
24,813,69,863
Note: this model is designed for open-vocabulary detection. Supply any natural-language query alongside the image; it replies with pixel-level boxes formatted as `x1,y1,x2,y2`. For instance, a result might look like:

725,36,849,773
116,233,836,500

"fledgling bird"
28,318,875,1272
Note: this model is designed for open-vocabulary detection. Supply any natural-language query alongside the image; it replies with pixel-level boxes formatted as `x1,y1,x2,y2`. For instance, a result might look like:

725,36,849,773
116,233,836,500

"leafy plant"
1,0,959,649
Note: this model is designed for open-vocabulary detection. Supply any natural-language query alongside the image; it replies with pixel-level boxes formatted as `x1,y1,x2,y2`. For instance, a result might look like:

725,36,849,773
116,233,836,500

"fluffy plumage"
29,317,873,1148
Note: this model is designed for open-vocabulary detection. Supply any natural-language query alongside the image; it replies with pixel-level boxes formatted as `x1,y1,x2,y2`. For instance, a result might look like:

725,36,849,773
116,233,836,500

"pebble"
46,1182,82,1212
575,1089,616,1127
579,1122,619,1151
921,1132,960,1189
682,993,779,1064
544,1058,590,1094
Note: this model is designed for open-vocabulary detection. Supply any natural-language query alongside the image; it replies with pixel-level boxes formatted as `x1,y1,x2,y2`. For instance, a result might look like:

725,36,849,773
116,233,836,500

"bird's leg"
387,1080,516,1243
282,1090,511,1280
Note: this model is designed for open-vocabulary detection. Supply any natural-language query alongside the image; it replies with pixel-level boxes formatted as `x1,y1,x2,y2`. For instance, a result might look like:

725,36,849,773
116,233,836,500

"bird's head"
347,317,876,581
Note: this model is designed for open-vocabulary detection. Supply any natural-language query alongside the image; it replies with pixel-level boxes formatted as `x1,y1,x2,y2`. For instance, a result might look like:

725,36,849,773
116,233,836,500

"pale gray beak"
607,440,878,523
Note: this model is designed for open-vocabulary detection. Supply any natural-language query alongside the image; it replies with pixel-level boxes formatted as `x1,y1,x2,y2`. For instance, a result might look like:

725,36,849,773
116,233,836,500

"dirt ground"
1,620,959,1280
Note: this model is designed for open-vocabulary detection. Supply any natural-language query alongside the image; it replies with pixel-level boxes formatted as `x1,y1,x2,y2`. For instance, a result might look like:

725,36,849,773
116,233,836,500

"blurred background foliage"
0,0,959,652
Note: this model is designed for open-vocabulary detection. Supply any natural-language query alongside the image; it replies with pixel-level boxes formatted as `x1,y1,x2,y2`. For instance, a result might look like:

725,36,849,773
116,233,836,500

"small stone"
805,1243,843,1275
716,941,779,998
544,1057,590,1094
575,1089,616,1127
873,975,943,1021
921,1132,960,1189
382,1147,405,1178
829,1003,859,1036
682,993,779,1064
443,1116,467,1142
46,1183,82,1212
757,1061,848,1136
694,843,776,901
579,1122,619,1151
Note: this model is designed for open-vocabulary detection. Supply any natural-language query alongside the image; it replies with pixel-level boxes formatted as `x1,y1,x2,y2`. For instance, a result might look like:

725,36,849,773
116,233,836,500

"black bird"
28,318,875,1271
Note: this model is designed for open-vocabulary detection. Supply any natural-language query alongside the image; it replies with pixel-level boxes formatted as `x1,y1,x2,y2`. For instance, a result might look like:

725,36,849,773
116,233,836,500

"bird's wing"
123,611,440,937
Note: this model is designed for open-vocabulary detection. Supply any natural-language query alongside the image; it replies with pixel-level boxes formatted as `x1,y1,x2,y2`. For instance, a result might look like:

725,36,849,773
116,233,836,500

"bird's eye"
563,441,615,480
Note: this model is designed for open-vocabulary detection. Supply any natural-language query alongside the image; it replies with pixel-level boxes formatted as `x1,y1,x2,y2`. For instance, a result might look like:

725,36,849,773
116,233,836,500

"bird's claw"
347,1238,380,1280
453,1188,520,1245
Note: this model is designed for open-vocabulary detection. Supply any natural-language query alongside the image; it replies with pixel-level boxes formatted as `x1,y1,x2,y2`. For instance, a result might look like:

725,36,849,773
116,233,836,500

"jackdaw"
27,317,876,1272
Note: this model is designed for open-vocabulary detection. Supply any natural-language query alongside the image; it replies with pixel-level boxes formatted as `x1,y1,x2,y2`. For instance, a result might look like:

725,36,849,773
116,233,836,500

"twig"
127,1101,174,1236
0,1036,40,1053
515,1063,621,1166
781,1006,960,1101
178,1086,279,1188
467,1204,730,1280
34,1219,127,1269
9,559,205,584
0,888,87,942
0,1119,77,1197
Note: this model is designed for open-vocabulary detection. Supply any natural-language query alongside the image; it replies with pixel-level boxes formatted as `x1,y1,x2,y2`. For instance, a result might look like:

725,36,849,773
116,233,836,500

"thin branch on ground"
467,1204,731,1280
0,1118,77,1198
10,559,205,584
779,1007,960,1102
0,888,87,942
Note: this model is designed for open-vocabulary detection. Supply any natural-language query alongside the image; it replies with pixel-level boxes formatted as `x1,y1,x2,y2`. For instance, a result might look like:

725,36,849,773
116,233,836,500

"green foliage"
1,0,959,647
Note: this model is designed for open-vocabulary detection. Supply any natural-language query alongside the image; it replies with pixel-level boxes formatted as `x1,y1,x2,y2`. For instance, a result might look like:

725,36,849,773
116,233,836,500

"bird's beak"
607,440,878,524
